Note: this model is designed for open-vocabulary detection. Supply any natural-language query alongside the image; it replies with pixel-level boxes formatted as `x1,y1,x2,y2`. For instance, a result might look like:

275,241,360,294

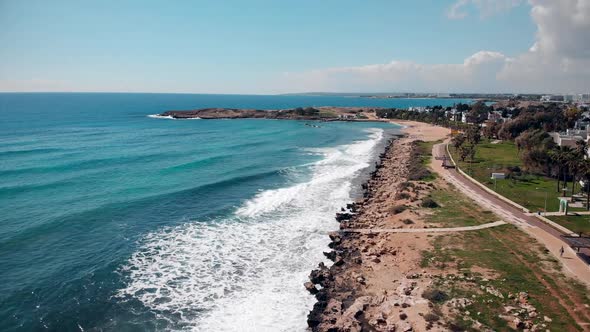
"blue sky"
1,0,588,94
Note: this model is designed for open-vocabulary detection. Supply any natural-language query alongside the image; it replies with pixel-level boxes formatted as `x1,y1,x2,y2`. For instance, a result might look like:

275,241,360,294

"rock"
323,251,337,261
504,305,517,313
309,262,332,285
448,298,473,309
304,282,319,295
514,317,523,329
335,213,353,222
485,286,504,299
396,320,413,332
518,291,529,303
543,316,552,322
334,256,345,266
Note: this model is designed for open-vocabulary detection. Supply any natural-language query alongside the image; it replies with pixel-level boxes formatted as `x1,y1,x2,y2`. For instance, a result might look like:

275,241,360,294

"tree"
564,106,582,128
452,133,466,151
569,140,589,194
459,144,474,162
466,125,481,145
482,122,500,139
579,159,590,210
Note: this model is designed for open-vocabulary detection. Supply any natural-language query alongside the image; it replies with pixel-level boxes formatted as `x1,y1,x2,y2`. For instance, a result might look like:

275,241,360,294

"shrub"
421,198,439,208
396,192,411,200
424,313,440,322
402,219,414,225
390,205,408,214
422,289,449,303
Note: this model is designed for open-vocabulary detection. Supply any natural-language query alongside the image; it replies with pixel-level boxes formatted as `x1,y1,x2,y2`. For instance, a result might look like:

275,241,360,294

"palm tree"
580,159,590,210
551,146,572,195
549,149,562,191
568,140,589,195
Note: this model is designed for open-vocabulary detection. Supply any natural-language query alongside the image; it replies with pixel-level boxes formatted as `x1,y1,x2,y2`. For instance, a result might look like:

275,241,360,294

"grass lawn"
419,180,590,330
426,185,497,227
449,140,577,213
548,214,590,234
416,140,439,182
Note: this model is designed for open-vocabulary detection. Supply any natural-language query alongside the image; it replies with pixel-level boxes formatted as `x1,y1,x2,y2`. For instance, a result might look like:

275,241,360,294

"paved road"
343,220,506,234
432,142,590,286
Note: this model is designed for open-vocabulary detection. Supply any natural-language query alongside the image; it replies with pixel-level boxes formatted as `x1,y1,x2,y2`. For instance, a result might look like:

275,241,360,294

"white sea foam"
147,114,175,119
118,128,384,331
147,114,201,120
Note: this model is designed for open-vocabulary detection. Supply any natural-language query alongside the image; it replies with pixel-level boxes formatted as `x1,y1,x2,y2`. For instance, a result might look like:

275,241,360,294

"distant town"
285,92,590,104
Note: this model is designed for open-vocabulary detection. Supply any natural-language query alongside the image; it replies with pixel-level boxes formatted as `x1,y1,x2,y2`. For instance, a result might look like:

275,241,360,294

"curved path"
432,142,590,287
342,220,506,234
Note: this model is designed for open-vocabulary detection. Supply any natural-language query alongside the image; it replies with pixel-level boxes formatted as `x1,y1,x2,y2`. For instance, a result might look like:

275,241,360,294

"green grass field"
416,140,439,182
426,185,497,227
419,180,590,330
548,214,590,234
449,140,575,213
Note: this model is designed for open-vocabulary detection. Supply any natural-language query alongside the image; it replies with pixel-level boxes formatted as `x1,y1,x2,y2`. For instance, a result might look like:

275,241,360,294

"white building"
541,95,565,102
549,129,588,149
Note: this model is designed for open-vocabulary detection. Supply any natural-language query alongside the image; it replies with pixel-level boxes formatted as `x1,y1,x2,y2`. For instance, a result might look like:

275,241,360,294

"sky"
0,0,589,94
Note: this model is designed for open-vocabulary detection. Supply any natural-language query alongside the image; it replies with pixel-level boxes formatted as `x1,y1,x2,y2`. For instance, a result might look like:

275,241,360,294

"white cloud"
282,0,590,94
446,0,524,19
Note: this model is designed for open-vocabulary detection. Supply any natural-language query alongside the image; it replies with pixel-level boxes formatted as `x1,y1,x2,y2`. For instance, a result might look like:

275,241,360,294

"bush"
396,192,411,200
424,313,440,322
421,198,439,208
402,219,414,225
390,205,408,214
422,289,449,303
399,181,414,191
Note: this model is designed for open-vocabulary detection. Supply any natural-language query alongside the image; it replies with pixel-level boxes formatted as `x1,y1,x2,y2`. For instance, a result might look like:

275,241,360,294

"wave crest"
117,128,385,331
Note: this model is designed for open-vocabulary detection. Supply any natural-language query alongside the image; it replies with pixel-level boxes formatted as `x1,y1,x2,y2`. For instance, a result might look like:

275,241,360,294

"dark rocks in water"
304,281,319,295
308,299,328,329
346,203,358,212
328,232,341,243
309,262,332,285
323,251,337,261
335,213,353,222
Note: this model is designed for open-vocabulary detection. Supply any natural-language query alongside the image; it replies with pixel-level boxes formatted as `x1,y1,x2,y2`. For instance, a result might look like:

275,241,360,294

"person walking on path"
560,246,565,257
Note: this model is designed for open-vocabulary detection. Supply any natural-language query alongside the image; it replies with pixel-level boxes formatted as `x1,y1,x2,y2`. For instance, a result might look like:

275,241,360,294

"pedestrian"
559,246,564,257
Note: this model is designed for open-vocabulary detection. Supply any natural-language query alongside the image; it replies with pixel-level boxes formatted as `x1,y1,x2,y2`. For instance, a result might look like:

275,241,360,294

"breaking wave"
117,128,384,331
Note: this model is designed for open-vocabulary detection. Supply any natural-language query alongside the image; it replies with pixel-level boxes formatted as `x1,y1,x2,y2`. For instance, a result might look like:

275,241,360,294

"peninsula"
156,107,381,121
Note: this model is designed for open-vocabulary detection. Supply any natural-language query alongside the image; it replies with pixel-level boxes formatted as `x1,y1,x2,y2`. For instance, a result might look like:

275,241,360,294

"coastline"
153,107,387,122
306,121,449,331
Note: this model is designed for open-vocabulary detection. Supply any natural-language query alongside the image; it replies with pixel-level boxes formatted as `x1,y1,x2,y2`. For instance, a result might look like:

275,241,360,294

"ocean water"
0,93,468,331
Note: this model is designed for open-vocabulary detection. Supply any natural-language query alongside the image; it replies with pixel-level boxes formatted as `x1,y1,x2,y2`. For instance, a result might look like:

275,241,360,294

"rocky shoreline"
305,135,420,331
302,121,563,332
156,107,384,121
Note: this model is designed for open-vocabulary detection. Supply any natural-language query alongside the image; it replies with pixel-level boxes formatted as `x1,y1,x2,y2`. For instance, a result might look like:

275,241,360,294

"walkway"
432,142,590,287
342,220,506,234
543,211,590,216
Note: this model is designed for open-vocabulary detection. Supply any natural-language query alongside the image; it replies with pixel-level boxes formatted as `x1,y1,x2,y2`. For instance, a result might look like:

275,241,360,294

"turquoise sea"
0,93,468,331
